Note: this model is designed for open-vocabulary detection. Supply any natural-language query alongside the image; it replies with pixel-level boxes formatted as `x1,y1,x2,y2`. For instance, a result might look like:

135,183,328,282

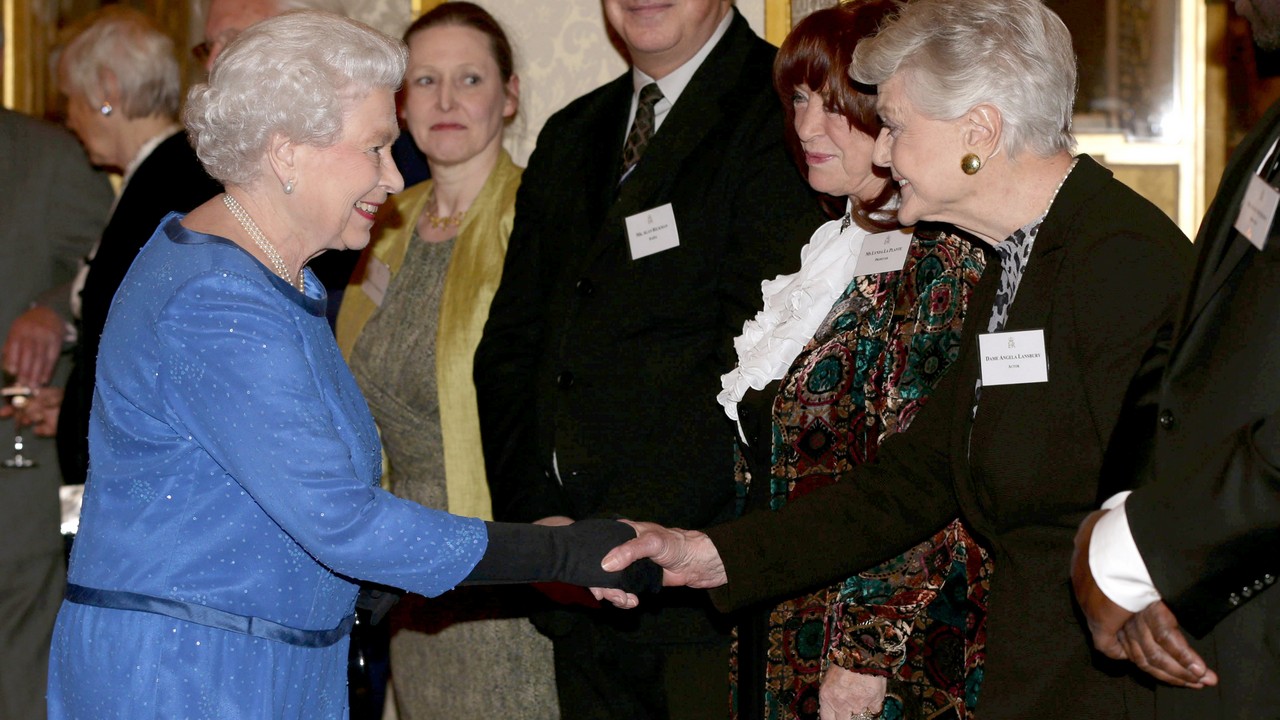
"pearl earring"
99,102,113,117
284,179,294,195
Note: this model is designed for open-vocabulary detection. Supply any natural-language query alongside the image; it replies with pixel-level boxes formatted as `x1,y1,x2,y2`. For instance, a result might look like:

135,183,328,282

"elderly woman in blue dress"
46,12,649,719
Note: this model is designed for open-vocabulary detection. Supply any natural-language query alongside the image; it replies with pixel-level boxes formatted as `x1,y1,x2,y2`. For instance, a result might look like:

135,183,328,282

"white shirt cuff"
1089,491,1162,612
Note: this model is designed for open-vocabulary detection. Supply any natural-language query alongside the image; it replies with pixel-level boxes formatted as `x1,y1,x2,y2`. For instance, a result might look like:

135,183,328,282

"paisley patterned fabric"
733,227,991,720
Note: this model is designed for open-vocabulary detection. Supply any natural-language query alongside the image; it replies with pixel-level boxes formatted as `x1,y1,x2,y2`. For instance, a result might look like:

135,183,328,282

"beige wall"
349,0,765,166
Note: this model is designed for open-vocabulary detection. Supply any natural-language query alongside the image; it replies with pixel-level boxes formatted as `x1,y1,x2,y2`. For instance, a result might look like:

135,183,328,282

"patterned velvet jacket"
734,225,989,720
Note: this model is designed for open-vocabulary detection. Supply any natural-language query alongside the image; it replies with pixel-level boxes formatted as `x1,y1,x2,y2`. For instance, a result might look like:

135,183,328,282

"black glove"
461,519,663,594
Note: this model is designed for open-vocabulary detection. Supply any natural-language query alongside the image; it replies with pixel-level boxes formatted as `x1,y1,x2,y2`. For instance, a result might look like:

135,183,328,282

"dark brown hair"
403,1,515,83
774,0,900,227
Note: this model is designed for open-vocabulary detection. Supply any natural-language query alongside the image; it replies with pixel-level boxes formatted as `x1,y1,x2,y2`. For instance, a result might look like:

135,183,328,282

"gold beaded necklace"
423,187,465,230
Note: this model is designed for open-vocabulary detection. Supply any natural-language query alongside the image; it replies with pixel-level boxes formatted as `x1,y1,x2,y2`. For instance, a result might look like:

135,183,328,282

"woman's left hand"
819,665,885,720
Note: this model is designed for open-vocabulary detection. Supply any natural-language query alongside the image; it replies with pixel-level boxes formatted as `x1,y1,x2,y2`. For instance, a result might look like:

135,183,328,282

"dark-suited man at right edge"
1073,0,1280,716
474,0,822,717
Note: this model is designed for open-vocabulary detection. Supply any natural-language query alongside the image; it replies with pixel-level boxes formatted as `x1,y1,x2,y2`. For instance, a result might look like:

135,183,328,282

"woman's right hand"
530,515,603,607
819,665,885,720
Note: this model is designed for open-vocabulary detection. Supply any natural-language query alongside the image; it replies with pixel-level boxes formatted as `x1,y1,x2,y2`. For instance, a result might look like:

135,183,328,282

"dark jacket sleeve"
706,346,966,613
1126,416,1280,637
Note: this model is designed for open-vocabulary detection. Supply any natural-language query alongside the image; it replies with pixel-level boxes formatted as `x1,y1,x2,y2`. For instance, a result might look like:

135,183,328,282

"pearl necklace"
1042,157,1079,220
424,188,465,230
223,194,302,291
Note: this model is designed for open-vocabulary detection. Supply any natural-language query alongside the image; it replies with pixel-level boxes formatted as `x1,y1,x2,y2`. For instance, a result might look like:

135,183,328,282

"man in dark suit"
1071,1,1280,716
0,106,112,720
473,1,820,716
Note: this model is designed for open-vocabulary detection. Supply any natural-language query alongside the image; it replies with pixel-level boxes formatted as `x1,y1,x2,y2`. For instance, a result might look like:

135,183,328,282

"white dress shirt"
1090,491,1163,612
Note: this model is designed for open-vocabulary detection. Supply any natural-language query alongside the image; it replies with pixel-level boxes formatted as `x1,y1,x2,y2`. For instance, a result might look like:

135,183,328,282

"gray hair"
849,0,1076,158
184,10,405,186
60,6,181,119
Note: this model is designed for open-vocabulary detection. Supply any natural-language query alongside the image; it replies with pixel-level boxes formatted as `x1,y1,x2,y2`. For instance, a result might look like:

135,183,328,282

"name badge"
853,229,913,276
979,329,1048,386
362,257,391,307
625,204,681,260
1234,174,1278,251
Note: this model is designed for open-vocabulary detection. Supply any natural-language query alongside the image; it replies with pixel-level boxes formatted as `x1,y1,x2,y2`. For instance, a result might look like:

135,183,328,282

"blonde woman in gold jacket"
335,3,556,717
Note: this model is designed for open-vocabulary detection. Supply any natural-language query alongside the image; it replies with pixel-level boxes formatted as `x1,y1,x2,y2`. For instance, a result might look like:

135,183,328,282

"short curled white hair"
60,6,181,119
849,0,1076,158
184,11,405,186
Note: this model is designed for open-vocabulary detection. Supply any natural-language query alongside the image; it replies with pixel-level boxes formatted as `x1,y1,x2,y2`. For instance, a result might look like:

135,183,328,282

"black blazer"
474,10,822,642
705,155,1195,718
1122,100,1280,718
476,11,820,528
58,130,222,484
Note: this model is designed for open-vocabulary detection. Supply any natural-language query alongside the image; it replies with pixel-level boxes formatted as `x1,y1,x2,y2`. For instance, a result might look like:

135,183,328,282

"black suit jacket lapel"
968,157,1104,431
604,10,753,228
1174,101,1280,357
582,75,635,236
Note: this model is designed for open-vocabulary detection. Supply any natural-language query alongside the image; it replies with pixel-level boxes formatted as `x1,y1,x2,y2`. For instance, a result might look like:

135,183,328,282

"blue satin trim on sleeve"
65,583,354,648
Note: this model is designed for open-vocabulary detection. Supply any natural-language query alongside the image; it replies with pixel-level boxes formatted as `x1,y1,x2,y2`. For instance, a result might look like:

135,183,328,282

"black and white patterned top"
986,220,1040,333
972,158,1078,419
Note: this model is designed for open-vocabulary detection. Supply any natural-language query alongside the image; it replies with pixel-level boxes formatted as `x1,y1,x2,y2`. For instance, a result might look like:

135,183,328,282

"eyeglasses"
192,40,213,65
191,29,240,66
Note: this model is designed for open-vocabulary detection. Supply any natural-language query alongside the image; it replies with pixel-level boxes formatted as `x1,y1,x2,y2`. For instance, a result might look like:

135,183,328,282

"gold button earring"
961,153,982,175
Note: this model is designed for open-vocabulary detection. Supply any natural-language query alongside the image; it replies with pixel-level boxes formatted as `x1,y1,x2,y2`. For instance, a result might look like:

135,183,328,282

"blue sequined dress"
47,214,487,719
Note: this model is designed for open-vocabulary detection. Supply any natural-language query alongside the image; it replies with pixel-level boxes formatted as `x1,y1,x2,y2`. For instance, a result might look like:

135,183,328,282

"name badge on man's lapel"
625,203,681,260
978,329,1048,386
853,229,913,276
362,257,391,307
1234,174,1278,251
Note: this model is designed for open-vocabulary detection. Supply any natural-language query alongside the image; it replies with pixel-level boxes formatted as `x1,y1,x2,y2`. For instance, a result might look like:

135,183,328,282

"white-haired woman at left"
4,6,221,486
46,12,650,719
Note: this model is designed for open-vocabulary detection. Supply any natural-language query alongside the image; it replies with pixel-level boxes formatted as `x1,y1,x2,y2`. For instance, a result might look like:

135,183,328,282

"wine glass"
1,371,36,469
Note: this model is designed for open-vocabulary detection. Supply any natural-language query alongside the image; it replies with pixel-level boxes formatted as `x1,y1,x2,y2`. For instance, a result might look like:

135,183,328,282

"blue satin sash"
65,583,354,648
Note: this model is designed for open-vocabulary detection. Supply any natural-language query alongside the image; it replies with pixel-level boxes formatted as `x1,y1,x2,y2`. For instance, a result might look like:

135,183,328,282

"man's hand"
600,520,727,589
14,386,62,436
1071,509,1133,660
1072,509,1216,687
3,306,67,387
1117,601,1217,688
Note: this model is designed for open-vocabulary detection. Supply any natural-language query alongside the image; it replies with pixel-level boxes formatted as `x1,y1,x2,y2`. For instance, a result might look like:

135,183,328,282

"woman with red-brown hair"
722,3,990,717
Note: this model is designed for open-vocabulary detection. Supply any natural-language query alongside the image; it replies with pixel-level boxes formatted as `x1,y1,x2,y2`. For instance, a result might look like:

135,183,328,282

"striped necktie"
620,83,664,179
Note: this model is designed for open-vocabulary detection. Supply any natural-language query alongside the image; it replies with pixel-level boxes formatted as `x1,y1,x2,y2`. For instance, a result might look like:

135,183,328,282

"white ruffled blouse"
718,204,908,432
